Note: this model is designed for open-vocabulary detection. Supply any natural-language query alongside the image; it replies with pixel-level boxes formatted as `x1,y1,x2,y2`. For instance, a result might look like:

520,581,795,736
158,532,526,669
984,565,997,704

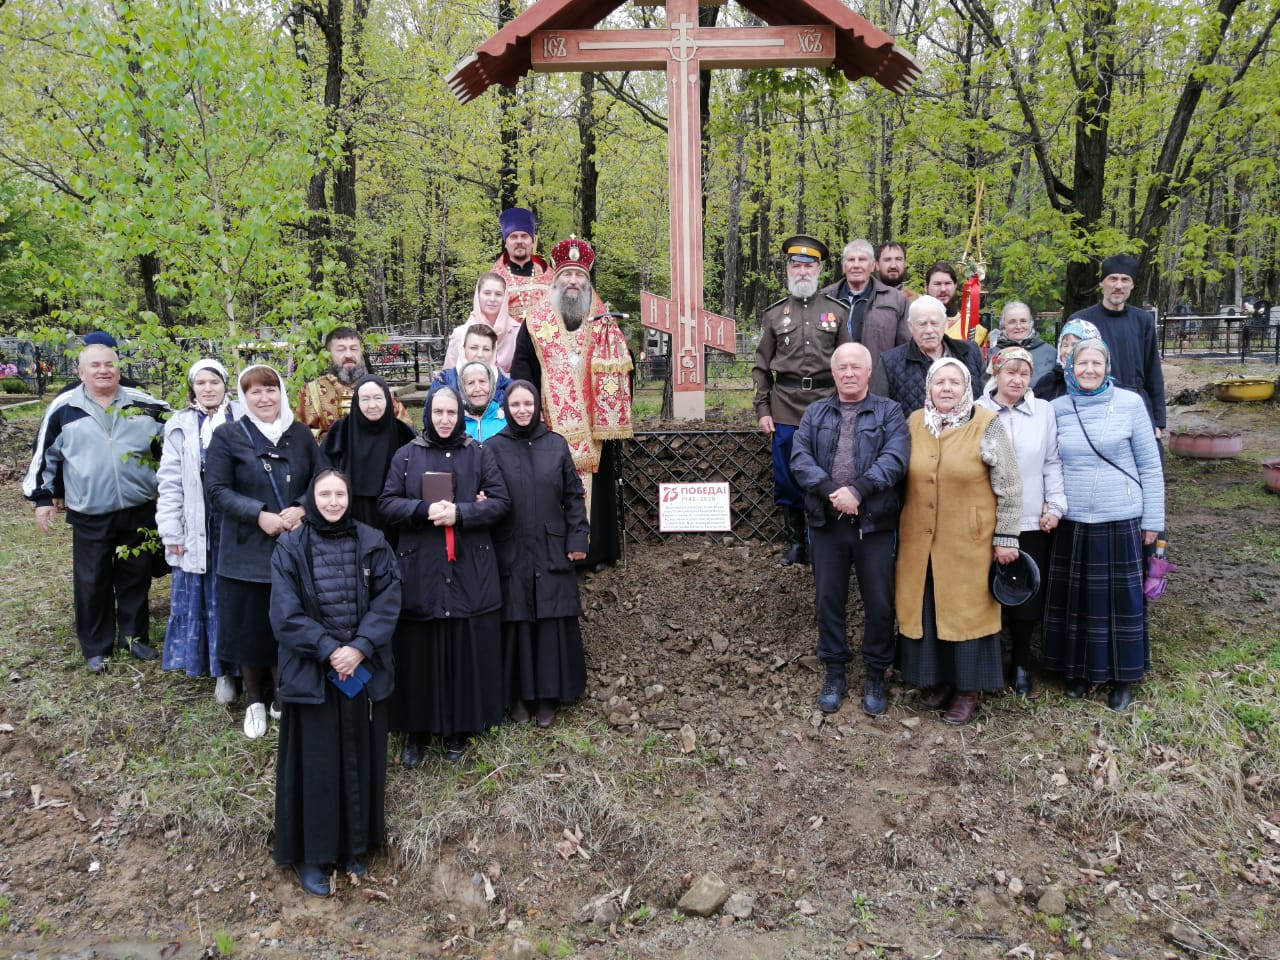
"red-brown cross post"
533,0,832,418
447,0,921,419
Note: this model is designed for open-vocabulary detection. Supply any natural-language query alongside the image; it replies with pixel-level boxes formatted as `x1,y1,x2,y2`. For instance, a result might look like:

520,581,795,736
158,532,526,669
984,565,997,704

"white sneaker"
214,676,236,705
243,703,267,739
269,702,282,721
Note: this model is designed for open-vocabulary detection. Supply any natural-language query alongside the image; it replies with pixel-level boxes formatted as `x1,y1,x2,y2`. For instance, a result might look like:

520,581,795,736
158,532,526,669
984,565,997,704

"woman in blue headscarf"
1042,338,1165,711
1031,318,1101,402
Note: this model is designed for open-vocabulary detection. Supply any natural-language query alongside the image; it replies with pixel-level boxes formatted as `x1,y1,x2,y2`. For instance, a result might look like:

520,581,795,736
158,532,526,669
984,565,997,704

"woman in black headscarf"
487,381,590,727
378,386,510,765
270,470,401,896
320,375,415,535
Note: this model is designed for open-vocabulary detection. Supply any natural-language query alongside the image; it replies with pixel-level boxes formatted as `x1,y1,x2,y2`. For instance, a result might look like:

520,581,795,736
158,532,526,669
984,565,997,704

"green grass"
1023,601,1280,846
1222,527,1280,564
632,383,756,423
0,396,55,419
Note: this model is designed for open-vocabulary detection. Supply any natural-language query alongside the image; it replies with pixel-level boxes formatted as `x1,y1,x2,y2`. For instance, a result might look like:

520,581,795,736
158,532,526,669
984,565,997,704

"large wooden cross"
447,0,921,419
531,0,832,418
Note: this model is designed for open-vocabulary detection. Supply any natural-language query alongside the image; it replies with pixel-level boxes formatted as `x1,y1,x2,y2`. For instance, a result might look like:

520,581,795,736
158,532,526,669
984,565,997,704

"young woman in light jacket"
156,359,242,700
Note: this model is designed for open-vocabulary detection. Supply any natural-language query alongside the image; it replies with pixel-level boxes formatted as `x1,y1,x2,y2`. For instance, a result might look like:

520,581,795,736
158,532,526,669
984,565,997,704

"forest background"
1,0,1278,390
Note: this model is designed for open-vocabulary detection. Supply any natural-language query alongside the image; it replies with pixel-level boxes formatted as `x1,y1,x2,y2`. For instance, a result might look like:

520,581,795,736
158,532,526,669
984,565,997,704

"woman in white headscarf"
157,359,243,699
895,357,1023,725
205,365,319,739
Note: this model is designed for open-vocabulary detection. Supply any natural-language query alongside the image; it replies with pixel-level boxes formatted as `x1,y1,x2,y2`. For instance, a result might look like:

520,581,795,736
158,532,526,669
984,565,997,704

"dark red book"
421,471,454,503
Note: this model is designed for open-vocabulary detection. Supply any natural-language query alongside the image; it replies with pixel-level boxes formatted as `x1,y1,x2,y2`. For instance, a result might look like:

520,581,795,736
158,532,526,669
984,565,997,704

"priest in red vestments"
491,207,552,325
511,236,633,569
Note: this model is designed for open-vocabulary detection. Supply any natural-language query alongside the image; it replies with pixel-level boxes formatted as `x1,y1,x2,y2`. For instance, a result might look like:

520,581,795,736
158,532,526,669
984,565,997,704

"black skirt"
897,563,1005,691
389,612,505,736
216,577,276,668
273,683,388,868
582,441,621,568
502,617,586,706
1003,529,1052,623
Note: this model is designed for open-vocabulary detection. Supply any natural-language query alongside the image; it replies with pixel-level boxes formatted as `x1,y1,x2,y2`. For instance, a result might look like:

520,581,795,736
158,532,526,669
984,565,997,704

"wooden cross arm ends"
738,0,921,93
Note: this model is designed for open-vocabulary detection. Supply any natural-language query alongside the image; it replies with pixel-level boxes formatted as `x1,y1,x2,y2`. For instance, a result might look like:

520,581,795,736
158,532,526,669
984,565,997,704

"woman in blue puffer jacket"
1042,339,1164,712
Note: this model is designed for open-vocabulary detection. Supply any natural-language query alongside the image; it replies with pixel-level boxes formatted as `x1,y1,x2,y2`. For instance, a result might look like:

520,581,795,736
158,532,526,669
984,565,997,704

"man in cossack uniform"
751,235,839,567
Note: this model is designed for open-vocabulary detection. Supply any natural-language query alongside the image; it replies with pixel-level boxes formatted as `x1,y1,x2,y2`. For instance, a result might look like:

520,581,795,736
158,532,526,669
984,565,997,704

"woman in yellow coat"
896,357,1022,724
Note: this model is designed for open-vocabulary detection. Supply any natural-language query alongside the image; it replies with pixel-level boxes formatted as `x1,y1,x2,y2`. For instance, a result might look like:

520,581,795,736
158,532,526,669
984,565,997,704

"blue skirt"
1041,518,1149,684
161,511,234,678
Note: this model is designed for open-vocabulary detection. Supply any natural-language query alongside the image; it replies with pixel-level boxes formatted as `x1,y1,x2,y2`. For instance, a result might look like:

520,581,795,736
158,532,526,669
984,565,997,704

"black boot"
1012,666,1033,698
401,733,424,769
778,509,808,567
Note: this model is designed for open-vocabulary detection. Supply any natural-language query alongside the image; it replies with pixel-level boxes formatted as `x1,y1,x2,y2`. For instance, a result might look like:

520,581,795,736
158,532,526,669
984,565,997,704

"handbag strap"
239,419,288,511
1070,397,1141,489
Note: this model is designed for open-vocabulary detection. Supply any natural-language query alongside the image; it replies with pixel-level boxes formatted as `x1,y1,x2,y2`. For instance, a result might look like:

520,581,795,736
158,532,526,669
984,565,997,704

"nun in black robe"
378,386,510,765
320,374,415,537
270,470,401,895
487,381,590,727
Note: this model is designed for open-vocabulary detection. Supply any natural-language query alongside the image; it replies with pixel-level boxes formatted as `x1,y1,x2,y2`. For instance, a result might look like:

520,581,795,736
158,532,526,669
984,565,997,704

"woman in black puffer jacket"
270,470,401,897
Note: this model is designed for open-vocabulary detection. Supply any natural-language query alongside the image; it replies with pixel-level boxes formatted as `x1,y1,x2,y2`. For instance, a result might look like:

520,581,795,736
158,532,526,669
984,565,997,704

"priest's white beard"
552,283,592,331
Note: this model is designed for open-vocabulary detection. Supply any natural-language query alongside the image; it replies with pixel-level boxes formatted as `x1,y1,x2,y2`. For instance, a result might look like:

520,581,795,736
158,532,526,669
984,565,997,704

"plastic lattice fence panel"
618,429,782,544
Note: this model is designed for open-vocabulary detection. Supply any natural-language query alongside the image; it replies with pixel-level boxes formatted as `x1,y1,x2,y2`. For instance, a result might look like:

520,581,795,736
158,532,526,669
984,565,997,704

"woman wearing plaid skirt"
1043,339,1165,712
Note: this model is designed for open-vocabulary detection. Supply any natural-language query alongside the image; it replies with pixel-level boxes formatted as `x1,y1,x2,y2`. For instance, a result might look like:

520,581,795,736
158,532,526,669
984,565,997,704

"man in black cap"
751,234,838,566
1066,254,1165,437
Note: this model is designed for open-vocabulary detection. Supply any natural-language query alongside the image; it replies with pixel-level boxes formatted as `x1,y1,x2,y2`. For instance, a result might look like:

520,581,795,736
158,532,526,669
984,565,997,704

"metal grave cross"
530,0,836,418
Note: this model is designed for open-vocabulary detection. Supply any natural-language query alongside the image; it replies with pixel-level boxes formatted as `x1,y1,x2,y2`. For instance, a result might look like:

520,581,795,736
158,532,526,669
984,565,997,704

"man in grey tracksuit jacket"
29,344,169,671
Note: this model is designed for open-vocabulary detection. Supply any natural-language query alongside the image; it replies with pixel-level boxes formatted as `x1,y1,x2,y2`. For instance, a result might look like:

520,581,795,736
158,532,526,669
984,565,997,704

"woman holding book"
270,470,401,896
378,386,510,765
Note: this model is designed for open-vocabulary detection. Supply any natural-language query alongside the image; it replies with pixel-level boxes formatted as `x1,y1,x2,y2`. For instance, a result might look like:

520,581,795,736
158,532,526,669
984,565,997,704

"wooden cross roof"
445,0,922,104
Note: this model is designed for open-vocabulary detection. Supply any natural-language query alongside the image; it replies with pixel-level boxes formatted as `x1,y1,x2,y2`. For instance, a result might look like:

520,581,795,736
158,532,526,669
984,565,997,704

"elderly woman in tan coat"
896,357,1023,724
